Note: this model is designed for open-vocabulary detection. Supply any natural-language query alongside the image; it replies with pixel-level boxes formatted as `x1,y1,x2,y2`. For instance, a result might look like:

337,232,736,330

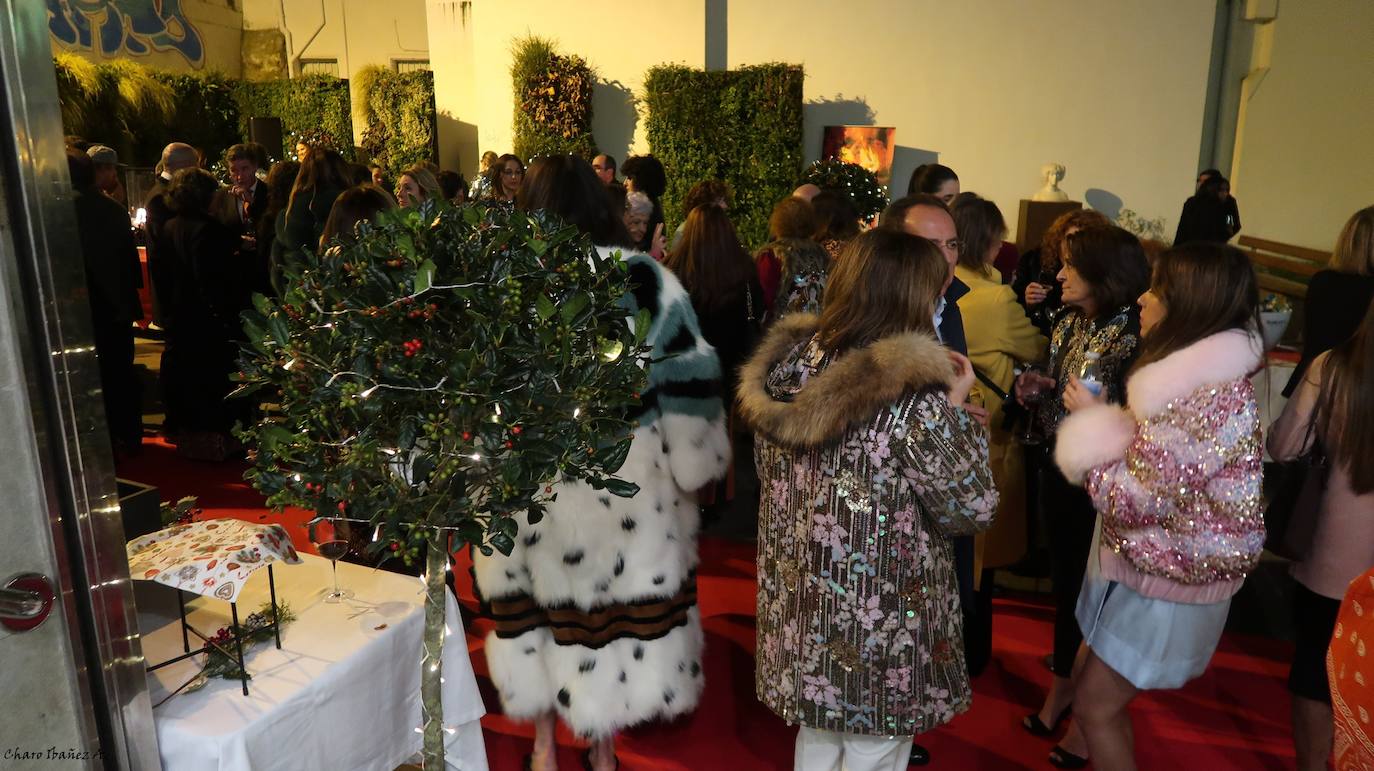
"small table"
140,554,488,770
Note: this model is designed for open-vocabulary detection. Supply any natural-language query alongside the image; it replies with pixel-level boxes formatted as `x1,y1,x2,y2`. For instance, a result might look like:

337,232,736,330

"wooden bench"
1237,235,1330,300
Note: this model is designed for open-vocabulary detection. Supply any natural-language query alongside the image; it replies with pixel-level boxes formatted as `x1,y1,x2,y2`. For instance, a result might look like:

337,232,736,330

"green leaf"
535,293,555,320
414,259,435,294
560,292,588,322
601,478,640,498
267,314,290,346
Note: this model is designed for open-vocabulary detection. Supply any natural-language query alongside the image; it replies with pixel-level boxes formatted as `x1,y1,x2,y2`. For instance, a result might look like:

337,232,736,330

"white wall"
462,0,705,167
730,0,1216,239
429,1,1215,239
245,0,430,144
1229,0,1374,251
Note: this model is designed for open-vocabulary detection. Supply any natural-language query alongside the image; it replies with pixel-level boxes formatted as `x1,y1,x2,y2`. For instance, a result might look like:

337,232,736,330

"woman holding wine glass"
1013,210,1109,335
1014,225,1150,768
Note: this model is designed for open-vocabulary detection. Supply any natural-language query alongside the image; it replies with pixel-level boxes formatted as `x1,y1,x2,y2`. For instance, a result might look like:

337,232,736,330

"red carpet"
119,439,1297,769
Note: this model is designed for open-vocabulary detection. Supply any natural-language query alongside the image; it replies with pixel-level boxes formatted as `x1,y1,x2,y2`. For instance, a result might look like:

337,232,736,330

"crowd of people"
62,131,1374,770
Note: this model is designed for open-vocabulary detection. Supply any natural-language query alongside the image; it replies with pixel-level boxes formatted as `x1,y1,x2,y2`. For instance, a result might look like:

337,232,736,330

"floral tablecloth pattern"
127,519,302,602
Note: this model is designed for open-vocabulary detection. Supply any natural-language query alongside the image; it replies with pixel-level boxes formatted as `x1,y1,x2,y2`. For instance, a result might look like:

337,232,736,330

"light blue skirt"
1075,520,1231,690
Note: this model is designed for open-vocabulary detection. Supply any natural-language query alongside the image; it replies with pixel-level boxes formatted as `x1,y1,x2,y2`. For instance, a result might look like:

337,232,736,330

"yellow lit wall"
49,0,245,76
461,0,705,172
1229,0,1374,251
436,0,1215,239
729,0,1216,240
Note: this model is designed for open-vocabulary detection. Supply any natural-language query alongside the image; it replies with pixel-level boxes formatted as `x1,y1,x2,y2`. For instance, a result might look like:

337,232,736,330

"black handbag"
1263,404,1328,561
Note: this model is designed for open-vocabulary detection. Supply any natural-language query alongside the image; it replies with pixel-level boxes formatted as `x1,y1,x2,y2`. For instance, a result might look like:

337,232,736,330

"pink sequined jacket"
1055,329,1265,590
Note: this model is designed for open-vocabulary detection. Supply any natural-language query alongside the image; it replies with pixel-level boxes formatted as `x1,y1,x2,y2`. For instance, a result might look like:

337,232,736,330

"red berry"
511,426,522,435
504,440,513,449
337,501,347,512
390,542,400,552
461,431,472,441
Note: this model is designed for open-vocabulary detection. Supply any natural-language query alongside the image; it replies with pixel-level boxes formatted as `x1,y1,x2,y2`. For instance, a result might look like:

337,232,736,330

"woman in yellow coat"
951,194,1048,666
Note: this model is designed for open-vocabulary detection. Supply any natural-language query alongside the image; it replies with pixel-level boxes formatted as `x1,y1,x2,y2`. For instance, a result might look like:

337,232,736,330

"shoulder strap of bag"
972,366,1009,402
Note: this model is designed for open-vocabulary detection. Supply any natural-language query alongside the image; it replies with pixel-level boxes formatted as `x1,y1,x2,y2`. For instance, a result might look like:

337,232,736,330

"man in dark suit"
214,143,271,295
69,148,144,453
881,193,987,767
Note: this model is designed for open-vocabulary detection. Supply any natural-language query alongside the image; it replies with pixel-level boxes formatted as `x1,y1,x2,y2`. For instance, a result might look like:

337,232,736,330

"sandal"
1022,706,1070,737
1048,745,1088,769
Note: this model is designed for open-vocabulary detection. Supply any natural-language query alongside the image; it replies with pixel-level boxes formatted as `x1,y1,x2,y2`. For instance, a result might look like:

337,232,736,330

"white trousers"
794,727,914,771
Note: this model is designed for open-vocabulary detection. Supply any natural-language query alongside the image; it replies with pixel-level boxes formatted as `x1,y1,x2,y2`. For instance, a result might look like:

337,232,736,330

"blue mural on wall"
48,0,206,67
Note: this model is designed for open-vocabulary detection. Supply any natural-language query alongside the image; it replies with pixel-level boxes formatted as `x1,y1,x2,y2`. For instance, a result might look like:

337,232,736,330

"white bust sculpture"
1033,162,1069,202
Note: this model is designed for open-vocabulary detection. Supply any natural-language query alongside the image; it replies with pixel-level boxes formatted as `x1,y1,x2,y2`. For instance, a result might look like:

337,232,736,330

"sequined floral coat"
737,315,998,737
1056,329,1265,589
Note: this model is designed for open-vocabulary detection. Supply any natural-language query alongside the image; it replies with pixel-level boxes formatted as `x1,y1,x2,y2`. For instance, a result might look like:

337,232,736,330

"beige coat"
955,264,1047,570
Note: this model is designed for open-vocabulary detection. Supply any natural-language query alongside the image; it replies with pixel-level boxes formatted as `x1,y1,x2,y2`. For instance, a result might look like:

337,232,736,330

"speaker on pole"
248,117,284,163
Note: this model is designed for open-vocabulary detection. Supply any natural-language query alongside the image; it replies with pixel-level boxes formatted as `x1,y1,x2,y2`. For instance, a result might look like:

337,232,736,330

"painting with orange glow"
821,126,896,187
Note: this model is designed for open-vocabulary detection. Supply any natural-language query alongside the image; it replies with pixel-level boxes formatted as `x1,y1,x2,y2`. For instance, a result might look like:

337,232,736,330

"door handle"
1,574,54,631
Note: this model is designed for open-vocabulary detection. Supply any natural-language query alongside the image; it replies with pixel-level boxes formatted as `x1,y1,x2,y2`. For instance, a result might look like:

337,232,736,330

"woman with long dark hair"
810,189,861,261
662,205,764,402
485,153,525,204
740,228,995,770
274,147,351,277
319,184,397,248
1054,243,1265,770
1015,225,1149,767
1271,301,1374,770
473,155,728,771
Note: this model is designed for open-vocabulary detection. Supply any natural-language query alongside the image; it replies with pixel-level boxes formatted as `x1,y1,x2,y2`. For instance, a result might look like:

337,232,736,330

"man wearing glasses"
881,192,983,769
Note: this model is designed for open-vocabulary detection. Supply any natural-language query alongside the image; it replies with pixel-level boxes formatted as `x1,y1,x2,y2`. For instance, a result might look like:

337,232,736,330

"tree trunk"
421,539,448,769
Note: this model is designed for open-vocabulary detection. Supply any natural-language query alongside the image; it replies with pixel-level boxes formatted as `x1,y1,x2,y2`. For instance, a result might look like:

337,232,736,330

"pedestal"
1016,200,1082,252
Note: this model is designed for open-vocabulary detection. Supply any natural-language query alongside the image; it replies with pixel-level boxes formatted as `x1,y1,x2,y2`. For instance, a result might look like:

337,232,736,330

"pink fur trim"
1055,404,1137,485
1126,329,1263,419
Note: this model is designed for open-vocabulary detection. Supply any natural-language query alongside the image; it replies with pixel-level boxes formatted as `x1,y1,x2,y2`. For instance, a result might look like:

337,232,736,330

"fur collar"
737,314,953,448
1127,328,1264,418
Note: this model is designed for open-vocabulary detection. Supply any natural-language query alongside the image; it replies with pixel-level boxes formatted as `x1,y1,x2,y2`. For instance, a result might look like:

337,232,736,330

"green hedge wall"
233,75,354,161
511,36,597,161
53,54,354,167
643,63,803,249
357,66,436,173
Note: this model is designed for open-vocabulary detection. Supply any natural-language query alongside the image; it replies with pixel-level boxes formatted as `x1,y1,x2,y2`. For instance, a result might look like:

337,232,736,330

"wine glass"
1018,366,1051,446
1031,269,1058,325
314,524,352,603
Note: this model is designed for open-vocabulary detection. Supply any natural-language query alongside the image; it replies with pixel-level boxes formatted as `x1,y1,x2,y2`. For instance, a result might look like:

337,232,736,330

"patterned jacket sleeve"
899,390,999,537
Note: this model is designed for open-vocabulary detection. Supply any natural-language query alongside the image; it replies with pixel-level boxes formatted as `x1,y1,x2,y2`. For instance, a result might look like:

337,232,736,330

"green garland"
802,158,889,221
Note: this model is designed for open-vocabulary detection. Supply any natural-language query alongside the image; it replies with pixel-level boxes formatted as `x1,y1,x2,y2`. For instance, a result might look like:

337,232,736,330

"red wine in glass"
317,540,351,603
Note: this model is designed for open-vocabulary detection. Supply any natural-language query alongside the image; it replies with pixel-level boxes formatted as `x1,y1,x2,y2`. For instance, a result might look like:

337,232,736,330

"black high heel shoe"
1048,744,1088,769
908,742,930,766
1022,706,1070,737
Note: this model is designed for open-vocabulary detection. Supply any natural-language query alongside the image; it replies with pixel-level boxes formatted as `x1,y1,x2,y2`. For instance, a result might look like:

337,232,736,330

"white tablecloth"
139,553,488,771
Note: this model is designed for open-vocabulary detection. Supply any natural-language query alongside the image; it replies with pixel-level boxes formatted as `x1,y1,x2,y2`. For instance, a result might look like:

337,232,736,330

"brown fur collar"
737,314,954,448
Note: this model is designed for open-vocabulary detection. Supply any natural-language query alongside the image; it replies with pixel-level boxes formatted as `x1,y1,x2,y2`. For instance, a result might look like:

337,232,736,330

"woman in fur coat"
472,156,730,771
739,229,998,771
1054,243,1266,770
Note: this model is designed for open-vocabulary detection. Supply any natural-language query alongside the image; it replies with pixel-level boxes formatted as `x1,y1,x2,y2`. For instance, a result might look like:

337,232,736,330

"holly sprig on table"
232,202,650,565
184,600,297,688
